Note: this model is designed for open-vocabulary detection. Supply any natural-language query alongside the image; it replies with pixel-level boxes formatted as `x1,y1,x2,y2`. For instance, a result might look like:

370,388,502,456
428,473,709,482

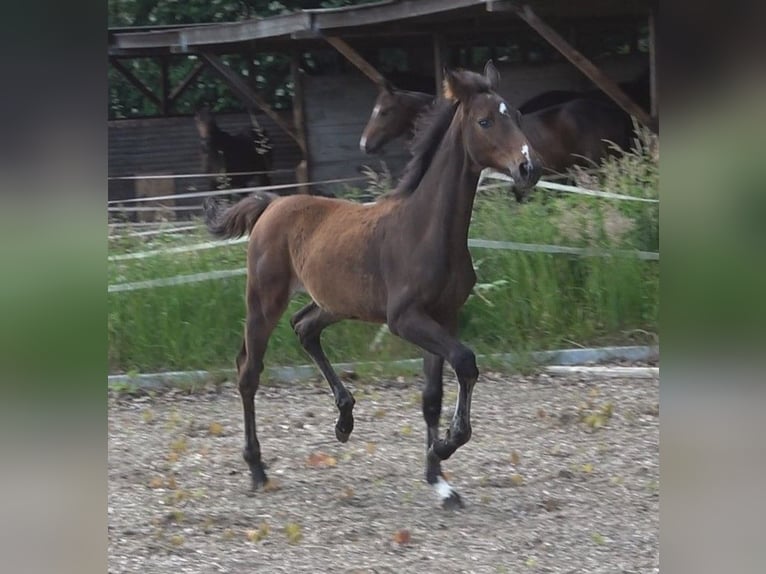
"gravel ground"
108,369,659,573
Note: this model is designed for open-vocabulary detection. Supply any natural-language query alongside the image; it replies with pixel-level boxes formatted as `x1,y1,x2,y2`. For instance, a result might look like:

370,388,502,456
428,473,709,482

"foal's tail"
204,193,277,239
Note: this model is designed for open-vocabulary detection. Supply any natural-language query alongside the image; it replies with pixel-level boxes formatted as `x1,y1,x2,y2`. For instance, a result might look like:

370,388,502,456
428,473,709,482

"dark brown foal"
205,61,540,509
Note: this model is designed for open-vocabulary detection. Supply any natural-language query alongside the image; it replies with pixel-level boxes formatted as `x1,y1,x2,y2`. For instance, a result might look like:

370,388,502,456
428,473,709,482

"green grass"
108,137,659,374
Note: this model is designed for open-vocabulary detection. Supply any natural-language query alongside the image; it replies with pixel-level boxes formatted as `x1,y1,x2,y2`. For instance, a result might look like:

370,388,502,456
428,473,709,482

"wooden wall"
303,73,411,194
108,112,302,203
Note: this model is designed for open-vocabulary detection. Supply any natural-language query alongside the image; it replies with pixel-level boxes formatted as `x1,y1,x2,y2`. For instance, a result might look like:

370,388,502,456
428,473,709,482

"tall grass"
108,134,659,373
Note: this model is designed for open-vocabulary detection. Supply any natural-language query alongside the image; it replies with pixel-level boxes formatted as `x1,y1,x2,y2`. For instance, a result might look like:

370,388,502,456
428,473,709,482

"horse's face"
448,63,541,190
360,87,413,154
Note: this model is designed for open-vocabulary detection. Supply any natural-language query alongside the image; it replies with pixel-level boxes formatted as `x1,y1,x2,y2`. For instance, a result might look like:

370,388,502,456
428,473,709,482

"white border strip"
107,345,659,388
544,365,659,378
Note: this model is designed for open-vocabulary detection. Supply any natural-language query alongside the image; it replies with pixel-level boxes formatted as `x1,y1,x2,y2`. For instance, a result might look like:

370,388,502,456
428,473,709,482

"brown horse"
359,84,433,154
194,106,273,197
360,88,633,200
204,62,540,509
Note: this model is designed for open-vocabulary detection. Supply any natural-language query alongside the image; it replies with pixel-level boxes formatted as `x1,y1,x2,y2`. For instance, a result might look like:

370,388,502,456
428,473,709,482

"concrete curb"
108,345,659,390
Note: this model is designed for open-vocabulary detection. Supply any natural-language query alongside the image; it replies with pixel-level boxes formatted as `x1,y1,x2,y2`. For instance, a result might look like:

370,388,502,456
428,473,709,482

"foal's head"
360,83,431,154
446,61,541,190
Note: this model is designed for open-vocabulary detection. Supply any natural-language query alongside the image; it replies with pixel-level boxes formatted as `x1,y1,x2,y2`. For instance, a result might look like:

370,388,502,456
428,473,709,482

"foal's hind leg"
238,276,289,490
422,351,463,509
290,302,355,442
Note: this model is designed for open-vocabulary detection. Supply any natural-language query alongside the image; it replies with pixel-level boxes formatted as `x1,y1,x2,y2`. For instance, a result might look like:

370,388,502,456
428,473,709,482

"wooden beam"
109,58,162,109
169,60,204,104
324,36,387,86
290,51,310,192
160,56,170,115
513,3,654,129
199,53,304,151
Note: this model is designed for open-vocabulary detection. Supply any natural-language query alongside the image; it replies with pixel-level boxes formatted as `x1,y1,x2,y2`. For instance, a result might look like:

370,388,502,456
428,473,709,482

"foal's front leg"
390,309,479,507
422,351,463,509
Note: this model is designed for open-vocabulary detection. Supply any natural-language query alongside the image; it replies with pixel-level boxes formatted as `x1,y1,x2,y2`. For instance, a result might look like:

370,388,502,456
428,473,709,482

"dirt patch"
108,370,658,573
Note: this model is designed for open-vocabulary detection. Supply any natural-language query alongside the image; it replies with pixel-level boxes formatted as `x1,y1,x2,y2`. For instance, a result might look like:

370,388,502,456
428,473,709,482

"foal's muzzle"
508,158,540,190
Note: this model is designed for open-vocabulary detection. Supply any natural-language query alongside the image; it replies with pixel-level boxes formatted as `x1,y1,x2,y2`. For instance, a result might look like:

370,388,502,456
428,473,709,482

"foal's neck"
407,120,479,246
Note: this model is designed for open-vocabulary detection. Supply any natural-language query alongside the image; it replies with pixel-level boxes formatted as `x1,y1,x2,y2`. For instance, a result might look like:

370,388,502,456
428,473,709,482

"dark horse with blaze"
203,62,541,509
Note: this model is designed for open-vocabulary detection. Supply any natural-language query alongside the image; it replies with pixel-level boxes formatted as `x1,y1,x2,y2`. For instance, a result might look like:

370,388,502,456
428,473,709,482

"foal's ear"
443,67,472,102
484,60,501,90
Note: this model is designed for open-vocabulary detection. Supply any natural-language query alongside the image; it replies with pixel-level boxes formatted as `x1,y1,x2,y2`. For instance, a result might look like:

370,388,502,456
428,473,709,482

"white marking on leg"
521,143,531,163
499,101,509,116
434,476,456,501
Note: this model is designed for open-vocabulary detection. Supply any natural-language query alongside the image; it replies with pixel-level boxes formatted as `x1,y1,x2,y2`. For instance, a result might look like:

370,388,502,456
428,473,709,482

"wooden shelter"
108,0,657,197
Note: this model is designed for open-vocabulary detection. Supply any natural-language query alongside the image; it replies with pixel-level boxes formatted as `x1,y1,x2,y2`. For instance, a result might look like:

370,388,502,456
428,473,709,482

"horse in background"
194,106,273,198
360,86,633,201
359,83,433,153
519,68,652,115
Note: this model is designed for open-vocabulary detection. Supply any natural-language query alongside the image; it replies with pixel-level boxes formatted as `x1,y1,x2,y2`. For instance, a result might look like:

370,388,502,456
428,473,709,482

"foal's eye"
478,118,493,128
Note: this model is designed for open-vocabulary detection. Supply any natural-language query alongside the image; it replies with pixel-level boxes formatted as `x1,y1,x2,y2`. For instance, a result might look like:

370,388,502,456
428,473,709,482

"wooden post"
169,60,204,106
110,57,162,110
291,50,310,193
325,36,388,86
199,53,304,151
649,7,658,119
160,56,170,116
513,3,654,129
433,33,446,95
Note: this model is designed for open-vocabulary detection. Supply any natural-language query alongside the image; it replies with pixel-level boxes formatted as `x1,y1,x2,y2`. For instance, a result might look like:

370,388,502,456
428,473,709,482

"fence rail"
108,171,659,293
107,176,367,205
109,239,658,293
108,169,294,181
479,171,659,203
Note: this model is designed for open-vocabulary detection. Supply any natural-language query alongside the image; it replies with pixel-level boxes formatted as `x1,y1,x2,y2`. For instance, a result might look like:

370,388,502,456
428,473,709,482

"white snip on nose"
521,144,531,163
499,102,508,116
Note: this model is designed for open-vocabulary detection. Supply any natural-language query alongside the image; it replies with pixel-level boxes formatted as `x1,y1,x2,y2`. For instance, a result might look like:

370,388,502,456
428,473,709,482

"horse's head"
194,105,215,140
445,61,541,191
360,83,430,154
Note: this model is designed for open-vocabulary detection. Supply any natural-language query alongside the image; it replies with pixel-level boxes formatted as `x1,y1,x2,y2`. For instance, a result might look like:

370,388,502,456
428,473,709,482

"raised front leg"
291,302,355,442
422,350,463,509
389,308,479,507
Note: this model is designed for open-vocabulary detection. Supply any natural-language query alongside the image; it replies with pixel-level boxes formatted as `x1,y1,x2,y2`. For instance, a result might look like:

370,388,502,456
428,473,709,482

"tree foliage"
108,0,375,118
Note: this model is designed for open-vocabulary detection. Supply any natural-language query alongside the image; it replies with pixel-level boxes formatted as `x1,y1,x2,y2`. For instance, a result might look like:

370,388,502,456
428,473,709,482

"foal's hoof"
442,490,464,510
335,424,352,443
249,469,269,491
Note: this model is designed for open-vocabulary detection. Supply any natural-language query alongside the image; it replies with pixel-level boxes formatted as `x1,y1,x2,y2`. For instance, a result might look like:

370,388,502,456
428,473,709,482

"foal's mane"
385,99,458,197
385,70,493,198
